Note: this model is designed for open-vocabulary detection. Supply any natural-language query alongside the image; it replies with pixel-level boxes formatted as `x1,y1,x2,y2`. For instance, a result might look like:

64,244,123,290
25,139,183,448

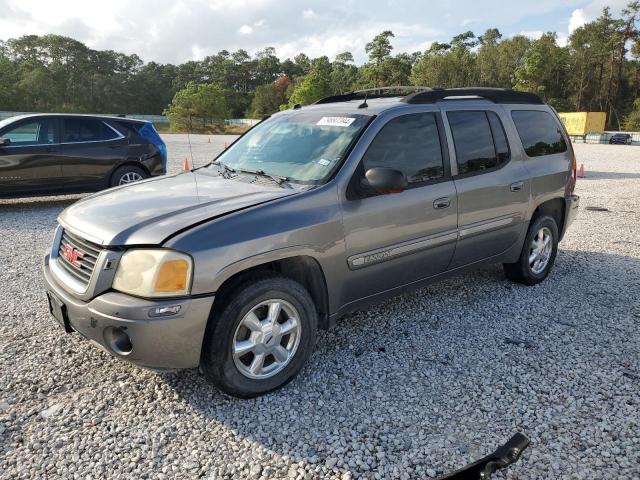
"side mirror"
360,167,408,195
0,137,10,147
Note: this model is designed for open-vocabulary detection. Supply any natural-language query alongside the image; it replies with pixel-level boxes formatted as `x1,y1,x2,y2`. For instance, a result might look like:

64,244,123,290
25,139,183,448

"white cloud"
568,9,588,33
519,30,544,40
0,0,634,65
302,9,317,19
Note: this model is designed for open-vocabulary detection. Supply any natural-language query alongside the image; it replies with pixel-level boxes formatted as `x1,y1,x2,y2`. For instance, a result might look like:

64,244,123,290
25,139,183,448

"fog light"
103,327,133,356
148,305,181,317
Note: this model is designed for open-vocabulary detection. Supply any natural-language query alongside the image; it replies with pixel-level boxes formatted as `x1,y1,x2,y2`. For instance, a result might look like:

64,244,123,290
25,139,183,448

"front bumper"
43,254,214,369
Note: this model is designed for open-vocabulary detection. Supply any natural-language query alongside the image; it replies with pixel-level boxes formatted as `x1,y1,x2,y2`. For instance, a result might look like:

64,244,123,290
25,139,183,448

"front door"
340,111,458,307
0,117,61,196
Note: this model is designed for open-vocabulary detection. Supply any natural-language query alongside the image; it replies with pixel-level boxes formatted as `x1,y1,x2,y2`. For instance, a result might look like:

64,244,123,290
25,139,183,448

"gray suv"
43,87,580,397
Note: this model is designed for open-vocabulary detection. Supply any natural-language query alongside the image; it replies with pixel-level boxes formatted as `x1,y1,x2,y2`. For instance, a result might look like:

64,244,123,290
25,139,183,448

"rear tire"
503,215,559,286
201,273,318,398
110,165,147,187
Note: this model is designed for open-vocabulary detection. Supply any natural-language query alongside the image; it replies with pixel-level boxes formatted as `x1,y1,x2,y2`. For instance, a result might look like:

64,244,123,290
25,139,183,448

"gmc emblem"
61,243,84,267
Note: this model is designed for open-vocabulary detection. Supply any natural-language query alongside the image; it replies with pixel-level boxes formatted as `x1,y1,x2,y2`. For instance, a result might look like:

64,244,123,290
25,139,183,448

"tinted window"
62,118,119,143
1,120,55,146
448,111,503,175
487,112,510,164
511,110,567,157
362,113,444,184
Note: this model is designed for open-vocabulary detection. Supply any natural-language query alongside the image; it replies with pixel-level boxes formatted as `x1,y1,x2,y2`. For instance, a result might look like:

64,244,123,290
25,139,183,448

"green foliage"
249,75,290,116
514,33,571,109
164,82,229,132
287,57,334,106
624,98,640,130
365,31,395,64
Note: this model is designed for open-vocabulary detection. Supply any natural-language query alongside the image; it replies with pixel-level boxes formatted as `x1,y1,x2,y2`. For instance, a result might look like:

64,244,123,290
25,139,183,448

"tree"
411,32,479,88
514,33,570,109
366,31,395,65
164,82,229,132
249,75,290,116
624,98,640,130
287,57,333,106
331,52,359,93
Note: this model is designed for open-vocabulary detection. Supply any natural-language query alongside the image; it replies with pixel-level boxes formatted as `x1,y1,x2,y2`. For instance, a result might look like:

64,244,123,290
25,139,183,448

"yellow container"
558,112,606,136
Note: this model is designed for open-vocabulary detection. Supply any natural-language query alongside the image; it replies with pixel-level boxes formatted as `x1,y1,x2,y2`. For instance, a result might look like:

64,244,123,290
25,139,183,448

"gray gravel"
1,139,639,479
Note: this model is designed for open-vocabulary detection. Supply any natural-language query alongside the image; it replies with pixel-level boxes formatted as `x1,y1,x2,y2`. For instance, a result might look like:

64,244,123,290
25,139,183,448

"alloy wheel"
118,172,143,185
529,226,553,274
232,299,301,380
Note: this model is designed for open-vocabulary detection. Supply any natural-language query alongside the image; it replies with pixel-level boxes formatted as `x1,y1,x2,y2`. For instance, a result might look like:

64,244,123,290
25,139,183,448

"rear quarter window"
511,110,567,157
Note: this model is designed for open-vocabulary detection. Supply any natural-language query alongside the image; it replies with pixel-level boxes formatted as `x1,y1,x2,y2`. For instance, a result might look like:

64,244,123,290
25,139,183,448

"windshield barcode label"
316,117,356,127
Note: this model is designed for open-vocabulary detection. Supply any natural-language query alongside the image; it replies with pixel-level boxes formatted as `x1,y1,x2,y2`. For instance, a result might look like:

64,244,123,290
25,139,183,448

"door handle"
433,197,451,209
510,181,524,192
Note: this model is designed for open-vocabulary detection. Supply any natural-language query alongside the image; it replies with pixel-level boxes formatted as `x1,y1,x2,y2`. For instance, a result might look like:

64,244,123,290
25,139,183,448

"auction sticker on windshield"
316,117,356,127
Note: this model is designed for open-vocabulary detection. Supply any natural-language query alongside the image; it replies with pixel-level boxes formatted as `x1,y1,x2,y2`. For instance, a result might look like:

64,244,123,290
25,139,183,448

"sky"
0,0,632,65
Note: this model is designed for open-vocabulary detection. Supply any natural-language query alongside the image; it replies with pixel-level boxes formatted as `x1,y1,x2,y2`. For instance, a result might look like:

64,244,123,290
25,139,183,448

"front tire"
201,273,318,398
503,215,559,286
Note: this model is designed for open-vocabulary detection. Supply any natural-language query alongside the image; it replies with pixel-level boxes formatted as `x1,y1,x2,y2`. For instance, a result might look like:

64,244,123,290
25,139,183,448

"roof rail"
402,87,544,105
314,86,544,106
314,86,432,105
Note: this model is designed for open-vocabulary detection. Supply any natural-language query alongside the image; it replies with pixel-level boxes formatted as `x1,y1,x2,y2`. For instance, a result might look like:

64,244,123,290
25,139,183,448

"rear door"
58,117,128,189
443,108,529,268
0,117,62,196
340,111,458,305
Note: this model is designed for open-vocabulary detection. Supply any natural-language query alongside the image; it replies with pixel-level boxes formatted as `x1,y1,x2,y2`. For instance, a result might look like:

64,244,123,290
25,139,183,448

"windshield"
212,111,371,183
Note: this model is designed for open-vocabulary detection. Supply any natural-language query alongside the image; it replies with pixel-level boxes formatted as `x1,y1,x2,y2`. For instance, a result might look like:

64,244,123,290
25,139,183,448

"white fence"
570,131,640,145
225,118,261,126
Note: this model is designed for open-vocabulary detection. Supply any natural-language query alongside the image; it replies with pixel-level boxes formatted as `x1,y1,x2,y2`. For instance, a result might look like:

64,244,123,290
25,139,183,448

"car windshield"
211,111,371,184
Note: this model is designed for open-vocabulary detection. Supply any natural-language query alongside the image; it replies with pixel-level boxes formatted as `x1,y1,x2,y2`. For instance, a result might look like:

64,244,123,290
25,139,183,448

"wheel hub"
528,226,553,274
232,299,301,380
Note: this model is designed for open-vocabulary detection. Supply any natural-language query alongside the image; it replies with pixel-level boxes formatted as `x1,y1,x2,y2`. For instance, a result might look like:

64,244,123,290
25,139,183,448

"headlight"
113,249,193,298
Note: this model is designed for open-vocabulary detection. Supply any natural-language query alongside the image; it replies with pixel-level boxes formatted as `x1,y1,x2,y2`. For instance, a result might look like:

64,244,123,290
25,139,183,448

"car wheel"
201,273,318,398
503,215,559,286
110,165,148,187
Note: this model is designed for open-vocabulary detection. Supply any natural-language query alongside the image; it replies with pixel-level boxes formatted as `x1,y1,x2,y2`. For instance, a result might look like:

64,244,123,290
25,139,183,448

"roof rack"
314,86,429,105
314,86,544,106
402,87,544,105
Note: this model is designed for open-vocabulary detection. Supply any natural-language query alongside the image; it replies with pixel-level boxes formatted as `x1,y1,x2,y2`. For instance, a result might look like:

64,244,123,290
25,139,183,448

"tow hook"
437,432,530,480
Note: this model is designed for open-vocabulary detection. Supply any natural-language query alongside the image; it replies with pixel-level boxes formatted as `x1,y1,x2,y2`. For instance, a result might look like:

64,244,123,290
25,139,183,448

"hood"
59,170,297,246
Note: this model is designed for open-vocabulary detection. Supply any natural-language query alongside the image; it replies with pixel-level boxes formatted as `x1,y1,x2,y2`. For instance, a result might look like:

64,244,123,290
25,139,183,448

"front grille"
57,229,102,288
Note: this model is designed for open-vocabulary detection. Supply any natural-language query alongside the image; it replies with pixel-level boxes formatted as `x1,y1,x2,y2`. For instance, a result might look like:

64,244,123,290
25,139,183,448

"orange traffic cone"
577,164,585,178
183,158,191,171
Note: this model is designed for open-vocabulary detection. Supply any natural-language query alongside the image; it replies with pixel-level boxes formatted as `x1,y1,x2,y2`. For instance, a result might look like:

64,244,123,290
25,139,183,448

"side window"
511,110,567,157
1,120,55,146
62,118,119,143
361,113,445,184
487,112,510,165
448,111,504,175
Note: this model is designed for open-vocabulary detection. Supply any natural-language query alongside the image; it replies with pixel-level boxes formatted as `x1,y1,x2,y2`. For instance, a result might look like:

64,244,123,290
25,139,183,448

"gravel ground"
1,139,639,479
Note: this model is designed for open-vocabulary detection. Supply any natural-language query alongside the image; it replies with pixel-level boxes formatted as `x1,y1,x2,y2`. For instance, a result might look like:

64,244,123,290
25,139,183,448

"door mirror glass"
0,137,10,146
361,167,408,195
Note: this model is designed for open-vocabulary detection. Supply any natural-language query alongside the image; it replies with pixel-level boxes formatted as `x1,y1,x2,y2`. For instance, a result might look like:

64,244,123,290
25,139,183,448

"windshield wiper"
213,161,236,178
238,169,292,189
